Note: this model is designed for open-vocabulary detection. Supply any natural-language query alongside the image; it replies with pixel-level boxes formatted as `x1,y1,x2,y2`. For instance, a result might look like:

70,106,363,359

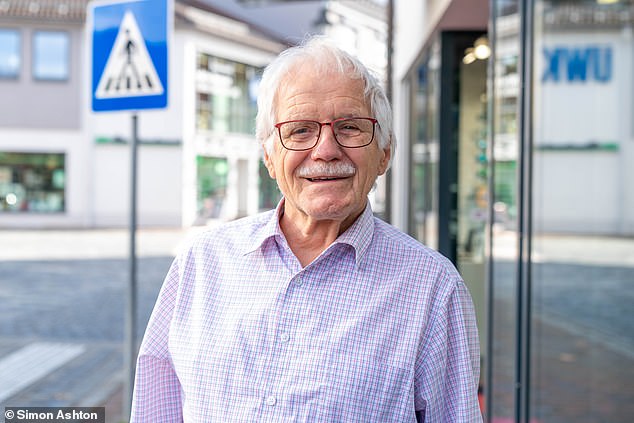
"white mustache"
296,162,356,178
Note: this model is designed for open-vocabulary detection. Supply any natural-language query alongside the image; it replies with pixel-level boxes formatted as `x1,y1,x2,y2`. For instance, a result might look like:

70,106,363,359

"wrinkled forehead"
274,60,369,115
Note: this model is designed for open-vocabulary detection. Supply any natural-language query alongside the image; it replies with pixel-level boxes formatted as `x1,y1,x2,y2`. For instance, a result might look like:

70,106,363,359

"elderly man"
131,37,482,422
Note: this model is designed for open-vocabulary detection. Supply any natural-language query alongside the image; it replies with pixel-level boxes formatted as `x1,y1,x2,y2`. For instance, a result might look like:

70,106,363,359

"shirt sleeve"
130,257,184,422
415,277,482,422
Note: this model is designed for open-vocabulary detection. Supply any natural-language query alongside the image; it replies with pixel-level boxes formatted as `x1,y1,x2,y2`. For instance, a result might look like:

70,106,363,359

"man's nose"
311,124,343,160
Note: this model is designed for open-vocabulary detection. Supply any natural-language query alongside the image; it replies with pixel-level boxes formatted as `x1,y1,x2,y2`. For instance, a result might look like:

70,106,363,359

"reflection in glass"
489,0,521,420
490,0,634,421
196,54,261,135
410,43,440,250
457,51,489,410
530,1,634,421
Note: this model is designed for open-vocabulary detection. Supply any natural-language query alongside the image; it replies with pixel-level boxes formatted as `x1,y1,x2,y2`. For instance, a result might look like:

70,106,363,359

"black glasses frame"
274,117,378,151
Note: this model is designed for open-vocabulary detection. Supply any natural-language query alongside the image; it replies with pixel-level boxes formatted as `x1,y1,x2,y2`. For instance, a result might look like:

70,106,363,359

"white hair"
255,36,395,167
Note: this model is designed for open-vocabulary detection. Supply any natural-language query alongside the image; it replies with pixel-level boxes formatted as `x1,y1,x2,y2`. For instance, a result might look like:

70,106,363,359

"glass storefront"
409,30,491,409
488,0,634,421
405,1,634,420
195,53,261,135
0,152,65,213
529,0,634,421
410,44,440,250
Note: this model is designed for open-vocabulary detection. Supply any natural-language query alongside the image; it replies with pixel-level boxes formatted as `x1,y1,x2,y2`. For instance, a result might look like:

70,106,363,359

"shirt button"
295,276,303,286
265,395,276,406
280,332,290,343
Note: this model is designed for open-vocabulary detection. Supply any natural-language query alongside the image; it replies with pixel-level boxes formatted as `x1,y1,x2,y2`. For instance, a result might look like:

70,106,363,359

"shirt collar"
332,202,374,268
244,198,375,268
242,199,287,256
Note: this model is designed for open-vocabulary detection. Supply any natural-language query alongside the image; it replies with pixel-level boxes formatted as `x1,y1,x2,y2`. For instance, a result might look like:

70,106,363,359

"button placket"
267,269,308,411
279,272,306,345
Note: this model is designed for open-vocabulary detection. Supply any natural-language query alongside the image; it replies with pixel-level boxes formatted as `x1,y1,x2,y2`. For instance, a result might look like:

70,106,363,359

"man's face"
263,65,391,226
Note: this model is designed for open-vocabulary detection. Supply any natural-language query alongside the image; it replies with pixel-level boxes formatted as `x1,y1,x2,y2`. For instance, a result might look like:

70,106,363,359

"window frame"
32,30,70,82
0,152,66,213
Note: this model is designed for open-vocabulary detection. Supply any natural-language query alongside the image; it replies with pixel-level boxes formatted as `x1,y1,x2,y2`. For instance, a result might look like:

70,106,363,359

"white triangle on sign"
95,11,164,99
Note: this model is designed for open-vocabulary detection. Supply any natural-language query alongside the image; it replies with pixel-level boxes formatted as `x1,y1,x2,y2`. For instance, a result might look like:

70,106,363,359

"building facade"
0,0,90,227
391,0,634,421
0,0,287,228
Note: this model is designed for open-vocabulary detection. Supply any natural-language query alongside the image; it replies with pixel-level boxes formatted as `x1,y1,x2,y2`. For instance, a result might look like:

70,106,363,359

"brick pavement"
0,227,194,423
487,260,634,423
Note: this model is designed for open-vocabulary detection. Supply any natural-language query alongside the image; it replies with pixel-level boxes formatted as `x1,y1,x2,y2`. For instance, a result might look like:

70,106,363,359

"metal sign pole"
124,113,139,419
90,2,170,416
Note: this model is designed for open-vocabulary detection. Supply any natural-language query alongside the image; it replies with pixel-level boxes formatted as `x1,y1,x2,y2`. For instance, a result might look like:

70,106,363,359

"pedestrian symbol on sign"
95,11,164,99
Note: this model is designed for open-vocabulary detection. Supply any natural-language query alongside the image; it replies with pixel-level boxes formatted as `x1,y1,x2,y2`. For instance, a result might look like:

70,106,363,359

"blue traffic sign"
90,0,171,112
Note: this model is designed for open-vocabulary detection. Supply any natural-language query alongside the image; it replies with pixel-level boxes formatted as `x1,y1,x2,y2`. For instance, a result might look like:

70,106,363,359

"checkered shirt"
131,202,482,422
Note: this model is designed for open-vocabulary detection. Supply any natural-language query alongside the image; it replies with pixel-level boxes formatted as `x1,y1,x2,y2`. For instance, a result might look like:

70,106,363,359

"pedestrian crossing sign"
90,0,171,112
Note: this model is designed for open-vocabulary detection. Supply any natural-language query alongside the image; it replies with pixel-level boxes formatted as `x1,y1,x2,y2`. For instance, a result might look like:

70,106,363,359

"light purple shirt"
131,202,482,422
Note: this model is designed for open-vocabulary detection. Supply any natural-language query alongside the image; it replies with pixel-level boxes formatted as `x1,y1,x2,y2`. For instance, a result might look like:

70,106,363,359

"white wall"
92,143,182,227
533,27,634,234
533,151,620,233
534,32,627,146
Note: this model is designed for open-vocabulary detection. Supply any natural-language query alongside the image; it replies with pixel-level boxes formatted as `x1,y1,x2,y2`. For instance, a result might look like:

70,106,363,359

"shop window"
195,53,261,135
33,31,69,81
0,152,65,212
0,29,20,78
409,45,440,251
197,92,212,130
195,156,228,224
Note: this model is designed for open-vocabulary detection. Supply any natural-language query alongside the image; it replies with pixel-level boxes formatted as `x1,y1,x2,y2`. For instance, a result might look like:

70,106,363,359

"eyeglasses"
274,117,378,151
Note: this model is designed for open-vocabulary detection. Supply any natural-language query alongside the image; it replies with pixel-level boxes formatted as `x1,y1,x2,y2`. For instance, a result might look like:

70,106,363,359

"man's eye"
292,127,312,135
337,123,362,134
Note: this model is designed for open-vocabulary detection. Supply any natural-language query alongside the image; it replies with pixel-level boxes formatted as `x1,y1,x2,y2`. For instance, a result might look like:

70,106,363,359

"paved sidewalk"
0,227,199,423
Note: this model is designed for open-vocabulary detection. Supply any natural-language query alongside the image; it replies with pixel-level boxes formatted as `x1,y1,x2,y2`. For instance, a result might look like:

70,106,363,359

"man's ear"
263,145,276,179
377,141,392,175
